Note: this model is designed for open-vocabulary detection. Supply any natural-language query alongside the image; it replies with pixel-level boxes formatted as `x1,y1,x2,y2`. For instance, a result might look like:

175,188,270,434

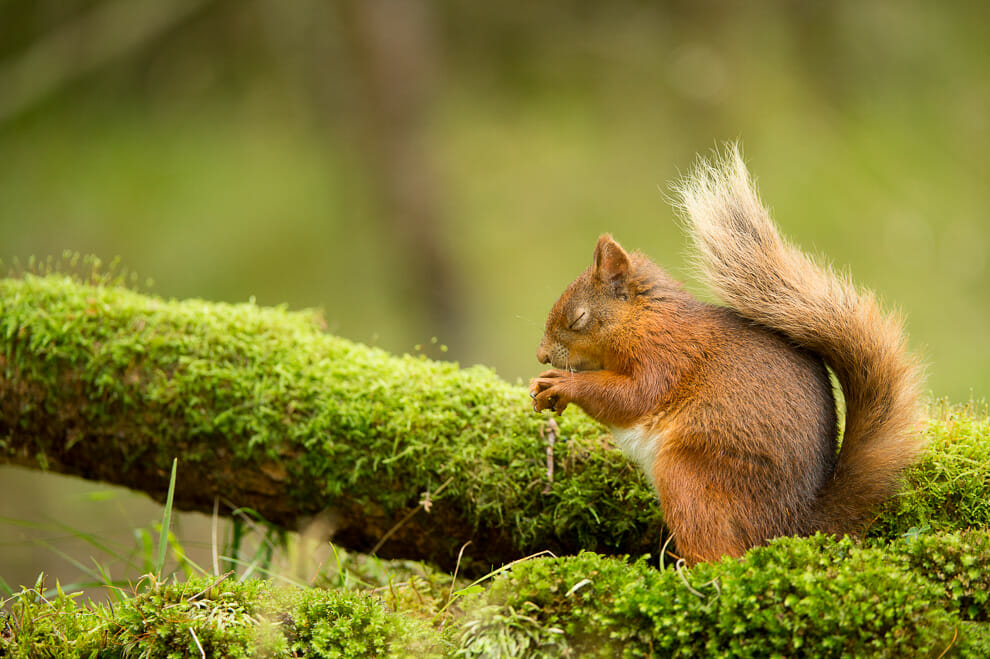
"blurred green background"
1,0,988,595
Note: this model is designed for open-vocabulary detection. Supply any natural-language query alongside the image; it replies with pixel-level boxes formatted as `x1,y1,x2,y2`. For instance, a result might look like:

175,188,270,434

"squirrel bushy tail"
675,146,925,535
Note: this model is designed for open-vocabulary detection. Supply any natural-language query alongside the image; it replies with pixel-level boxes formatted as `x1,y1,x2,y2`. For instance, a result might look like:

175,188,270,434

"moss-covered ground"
2,272,989,656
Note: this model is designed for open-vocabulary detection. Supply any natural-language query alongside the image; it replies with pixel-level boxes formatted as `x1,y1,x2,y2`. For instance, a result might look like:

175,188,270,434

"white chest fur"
610,424,663,480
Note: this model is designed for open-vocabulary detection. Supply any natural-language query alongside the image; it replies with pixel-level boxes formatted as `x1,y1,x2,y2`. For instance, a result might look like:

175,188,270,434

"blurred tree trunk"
336,0,463,353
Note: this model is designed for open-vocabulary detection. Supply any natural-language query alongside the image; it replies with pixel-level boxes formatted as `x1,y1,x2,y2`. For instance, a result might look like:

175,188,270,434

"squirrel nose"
536,343,551,365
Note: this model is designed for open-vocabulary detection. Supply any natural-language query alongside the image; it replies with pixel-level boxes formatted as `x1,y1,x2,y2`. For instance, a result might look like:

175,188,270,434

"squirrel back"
530,146,925,563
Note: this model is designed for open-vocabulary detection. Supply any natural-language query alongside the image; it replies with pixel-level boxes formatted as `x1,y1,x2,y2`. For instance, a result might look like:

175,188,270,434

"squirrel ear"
593,234,630,283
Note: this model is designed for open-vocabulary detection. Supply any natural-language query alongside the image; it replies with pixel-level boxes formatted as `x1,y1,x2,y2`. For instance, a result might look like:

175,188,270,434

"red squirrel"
529,147,924,564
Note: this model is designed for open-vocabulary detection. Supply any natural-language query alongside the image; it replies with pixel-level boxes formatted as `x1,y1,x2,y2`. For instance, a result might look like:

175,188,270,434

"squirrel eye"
568,310,588,330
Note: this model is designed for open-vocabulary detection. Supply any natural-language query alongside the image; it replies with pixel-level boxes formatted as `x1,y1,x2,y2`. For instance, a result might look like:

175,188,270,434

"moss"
0,274,662,572
109,576,285,658
456,535,972,658
0,584,108,658
872,400,990,539
288,587,441,658
6,534,988,657
0,574,442,658
888,529,990,623
958,622,990,658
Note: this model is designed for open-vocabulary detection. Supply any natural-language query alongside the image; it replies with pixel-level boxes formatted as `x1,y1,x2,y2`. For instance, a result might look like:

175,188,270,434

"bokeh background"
2,0,988,595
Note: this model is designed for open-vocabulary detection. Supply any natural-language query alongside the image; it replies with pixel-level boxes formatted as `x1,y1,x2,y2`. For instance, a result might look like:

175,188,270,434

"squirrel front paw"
529,370,571,415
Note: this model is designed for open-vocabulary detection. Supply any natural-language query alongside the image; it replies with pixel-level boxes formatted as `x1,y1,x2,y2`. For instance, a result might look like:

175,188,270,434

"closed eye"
568,311,587,330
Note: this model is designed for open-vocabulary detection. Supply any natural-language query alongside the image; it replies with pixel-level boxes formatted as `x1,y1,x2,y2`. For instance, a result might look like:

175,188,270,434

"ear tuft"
593,234,630,282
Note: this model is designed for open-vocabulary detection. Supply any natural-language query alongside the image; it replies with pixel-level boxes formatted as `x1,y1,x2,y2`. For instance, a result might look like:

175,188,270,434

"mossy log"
0,274,662,574
2,274,989,575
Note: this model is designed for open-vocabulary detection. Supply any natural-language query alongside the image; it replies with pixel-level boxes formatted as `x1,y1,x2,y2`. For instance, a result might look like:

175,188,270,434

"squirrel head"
537,234,677,372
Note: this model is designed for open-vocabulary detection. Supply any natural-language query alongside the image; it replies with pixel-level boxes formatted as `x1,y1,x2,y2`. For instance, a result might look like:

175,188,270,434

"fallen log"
0,273,663,574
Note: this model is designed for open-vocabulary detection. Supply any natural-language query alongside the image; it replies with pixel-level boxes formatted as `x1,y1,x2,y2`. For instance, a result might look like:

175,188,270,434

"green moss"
0,273,661,570
888,529,990,623
109,576,285,658
958,622,990,658
0,583,107,658
288,587,441,658
456,535,970,658
6,534,988,657
0,574,442,658
872,400,990,539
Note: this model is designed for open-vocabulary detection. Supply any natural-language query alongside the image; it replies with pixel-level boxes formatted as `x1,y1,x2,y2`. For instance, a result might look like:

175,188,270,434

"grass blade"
155,458,178,579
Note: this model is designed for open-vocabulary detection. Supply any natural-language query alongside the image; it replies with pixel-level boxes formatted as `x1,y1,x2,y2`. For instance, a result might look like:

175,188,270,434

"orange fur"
530,146,925,564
